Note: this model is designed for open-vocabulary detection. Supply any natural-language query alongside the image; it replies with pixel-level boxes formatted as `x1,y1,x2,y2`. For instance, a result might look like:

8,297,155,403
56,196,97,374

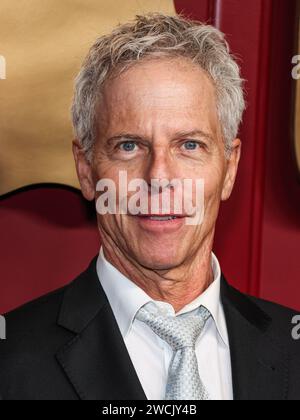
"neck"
101,235,215,313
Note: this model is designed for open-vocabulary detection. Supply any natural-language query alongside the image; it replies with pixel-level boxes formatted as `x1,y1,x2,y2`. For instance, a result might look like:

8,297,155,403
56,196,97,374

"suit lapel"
56,257,147,400
54,257,289,400
221,277,289,400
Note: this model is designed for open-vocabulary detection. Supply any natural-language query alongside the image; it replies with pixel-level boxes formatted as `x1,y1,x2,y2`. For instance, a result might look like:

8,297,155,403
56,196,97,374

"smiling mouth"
130,214,187,231
147,216,178,221
135,214,186,221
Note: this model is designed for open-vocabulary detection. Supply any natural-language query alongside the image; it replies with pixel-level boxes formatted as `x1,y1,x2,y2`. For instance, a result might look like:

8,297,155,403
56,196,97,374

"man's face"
74,57,241,270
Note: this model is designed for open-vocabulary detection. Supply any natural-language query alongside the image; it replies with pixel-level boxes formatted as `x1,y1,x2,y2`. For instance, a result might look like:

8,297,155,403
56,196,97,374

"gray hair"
71,12,245,160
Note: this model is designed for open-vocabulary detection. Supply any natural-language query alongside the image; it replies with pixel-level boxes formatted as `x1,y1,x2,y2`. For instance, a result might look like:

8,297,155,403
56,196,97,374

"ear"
72,140,95,201
221,138,242,201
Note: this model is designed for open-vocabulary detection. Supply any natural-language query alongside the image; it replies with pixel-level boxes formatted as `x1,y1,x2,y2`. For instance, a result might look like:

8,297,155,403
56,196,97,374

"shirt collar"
96,247,229,347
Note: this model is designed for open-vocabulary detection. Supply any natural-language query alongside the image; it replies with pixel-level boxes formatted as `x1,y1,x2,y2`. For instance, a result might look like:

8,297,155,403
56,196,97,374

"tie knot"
136,302,211,351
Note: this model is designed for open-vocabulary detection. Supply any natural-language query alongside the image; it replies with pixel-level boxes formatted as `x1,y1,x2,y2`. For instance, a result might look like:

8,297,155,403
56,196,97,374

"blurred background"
0,0,300,313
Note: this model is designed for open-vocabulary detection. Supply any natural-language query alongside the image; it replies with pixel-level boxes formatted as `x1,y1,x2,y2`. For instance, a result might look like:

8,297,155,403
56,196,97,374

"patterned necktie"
135,301,211,400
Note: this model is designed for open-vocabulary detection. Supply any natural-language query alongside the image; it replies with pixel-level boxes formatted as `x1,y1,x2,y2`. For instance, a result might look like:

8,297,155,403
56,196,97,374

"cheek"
201,164,225,208
97,214,125,242
93,156,146,185
93,160,119,180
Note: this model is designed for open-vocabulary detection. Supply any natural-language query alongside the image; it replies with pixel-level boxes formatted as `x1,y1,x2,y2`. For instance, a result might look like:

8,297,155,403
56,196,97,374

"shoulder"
0,284,73,370
248,294,300,343
3,284,68,335
0,258,100,400
1,256,98,335
0,255,100,359
227,283,300,352
0,263,93,363
247,294,299,320
0,284,73,399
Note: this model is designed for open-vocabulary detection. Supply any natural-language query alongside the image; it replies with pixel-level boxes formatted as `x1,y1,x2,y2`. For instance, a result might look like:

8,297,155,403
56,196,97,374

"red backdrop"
0,0,299,313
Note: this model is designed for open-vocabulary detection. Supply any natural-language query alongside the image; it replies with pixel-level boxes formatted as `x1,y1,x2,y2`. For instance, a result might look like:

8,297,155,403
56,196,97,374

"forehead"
98,57,218,136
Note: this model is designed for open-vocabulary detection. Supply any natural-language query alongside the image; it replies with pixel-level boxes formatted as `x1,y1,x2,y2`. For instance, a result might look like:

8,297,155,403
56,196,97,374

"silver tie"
136,301,211,400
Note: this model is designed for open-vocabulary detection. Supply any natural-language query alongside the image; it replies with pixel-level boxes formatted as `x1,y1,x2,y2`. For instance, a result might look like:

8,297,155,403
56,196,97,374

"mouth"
131,214,187,232
137,215,182,221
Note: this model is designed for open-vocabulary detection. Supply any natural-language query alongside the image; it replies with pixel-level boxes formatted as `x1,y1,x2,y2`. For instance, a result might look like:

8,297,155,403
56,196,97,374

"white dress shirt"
96,248,233,400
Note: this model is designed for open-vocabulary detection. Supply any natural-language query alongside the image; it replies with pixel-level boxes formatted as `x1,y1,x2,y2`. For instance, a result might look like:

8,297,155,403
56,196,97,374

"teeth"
149,216,177,221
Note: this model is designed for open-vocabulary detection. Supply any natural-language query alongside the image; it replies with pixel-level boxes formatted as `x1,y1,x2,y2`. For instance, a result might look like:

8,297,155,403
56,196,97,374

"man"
0,12,299,400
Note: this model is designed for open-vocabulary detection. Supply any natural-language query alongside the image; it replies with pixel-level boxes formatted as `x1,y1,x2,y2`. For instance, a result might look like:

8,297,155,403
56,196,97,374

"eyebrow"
172,129,214,143
106,129,214,144
106,133,145,144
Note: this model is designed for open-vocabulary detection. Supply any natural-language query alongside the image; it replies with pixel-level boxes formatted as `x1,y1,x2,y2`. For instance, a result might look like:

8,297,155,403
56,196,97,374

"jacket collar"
56,257,289,400
56,257,147,400
221,277,289,400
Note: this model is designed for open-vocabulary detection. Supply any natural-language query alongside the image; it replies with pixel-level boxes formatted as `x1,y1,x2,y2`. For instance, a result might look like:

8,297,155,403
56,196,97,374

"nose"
144,146,175,186
142,144,185,215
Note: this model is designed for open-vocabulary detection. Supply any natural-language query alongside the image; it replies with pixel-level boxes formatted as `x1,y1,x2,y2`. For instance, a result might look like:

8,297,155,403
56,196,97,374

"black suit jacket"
0,257,300,400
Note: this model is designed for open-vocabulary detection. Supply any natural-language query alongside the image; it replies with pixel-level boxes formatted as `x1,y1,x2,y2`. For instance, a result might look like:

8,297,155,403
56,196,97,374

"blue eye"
120,142,137,152
183,141,198,150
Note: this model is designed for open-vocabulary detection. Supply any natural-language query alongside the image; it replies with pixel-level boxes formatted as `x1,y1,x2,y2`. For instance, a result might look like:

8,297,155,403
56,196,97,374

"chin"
133,247,184,271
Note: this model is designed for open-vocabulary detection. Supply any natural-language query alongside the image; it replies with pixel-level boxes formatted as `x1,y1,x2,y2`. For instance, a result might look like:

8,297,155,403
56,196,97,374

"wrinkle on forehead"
97,57,220,141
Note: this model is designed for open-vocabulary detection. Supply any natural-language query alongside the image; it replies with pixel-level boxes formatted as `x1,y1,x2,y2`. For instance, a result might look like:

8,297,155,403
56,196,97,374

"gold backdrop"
0,0,176,195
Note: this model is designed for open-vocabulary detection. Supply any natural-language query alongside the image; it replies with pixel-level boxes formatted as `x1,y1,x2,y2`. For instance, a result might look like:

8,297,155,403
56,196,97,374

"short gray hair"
71,12,245,160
